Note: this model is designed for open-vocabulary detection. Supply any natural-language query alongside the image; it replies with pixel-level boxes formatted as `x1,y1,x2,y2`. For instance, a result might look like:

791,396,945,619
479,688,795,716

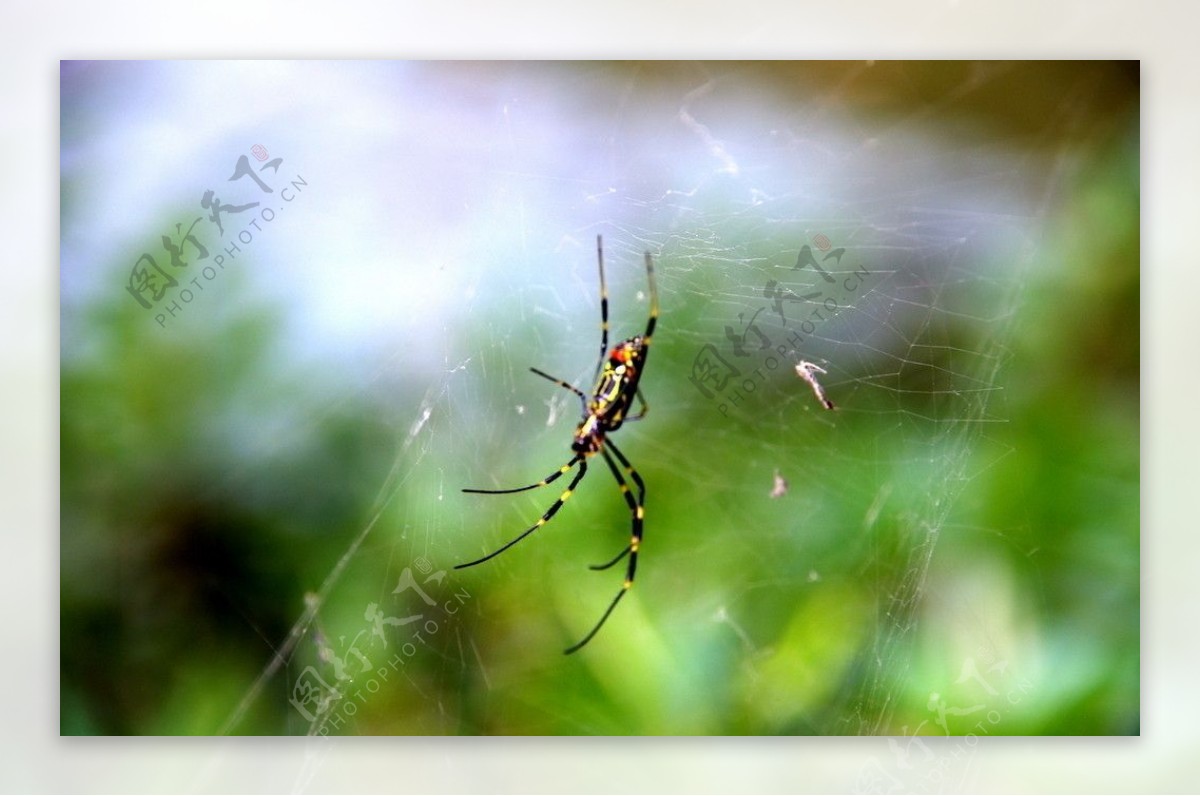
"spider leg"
587,441,644,569
589,544,630,571
593,234,609,384
529,367,589,415
564,440,644,654
621,388,650,423
642,250,658,343
604,440,645,578
462,454,582,495
456,458,588,569
563,583,629,655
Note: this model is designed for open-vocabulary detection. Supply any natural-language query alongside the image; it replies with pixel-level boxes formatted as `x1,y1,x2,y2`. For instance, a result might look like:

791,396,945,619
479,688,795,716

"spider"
457,235,658,654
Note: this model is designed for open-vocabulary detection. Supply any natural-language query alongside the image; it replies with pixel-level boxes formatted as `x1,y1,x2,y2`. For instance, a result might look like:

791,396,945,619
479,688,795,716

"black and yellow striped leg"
642,250,658,342
605,438,645,581
462,454,582,496
564,439,644,654
588,443,643,570
529,367,589,415
593,234,610,383
456,458,588,569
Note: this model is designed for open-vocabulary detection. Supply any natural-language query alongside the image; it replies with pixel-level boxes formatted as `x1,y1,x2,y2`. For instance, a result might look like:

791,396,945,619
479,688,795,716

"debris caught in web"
770,469,788,499
795,360,835,410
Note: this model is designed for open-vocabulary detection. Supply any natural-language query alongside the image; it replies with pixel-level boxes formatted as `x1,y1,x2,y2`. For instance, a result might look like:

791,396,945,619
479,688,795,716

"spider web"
58,60,1135,747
